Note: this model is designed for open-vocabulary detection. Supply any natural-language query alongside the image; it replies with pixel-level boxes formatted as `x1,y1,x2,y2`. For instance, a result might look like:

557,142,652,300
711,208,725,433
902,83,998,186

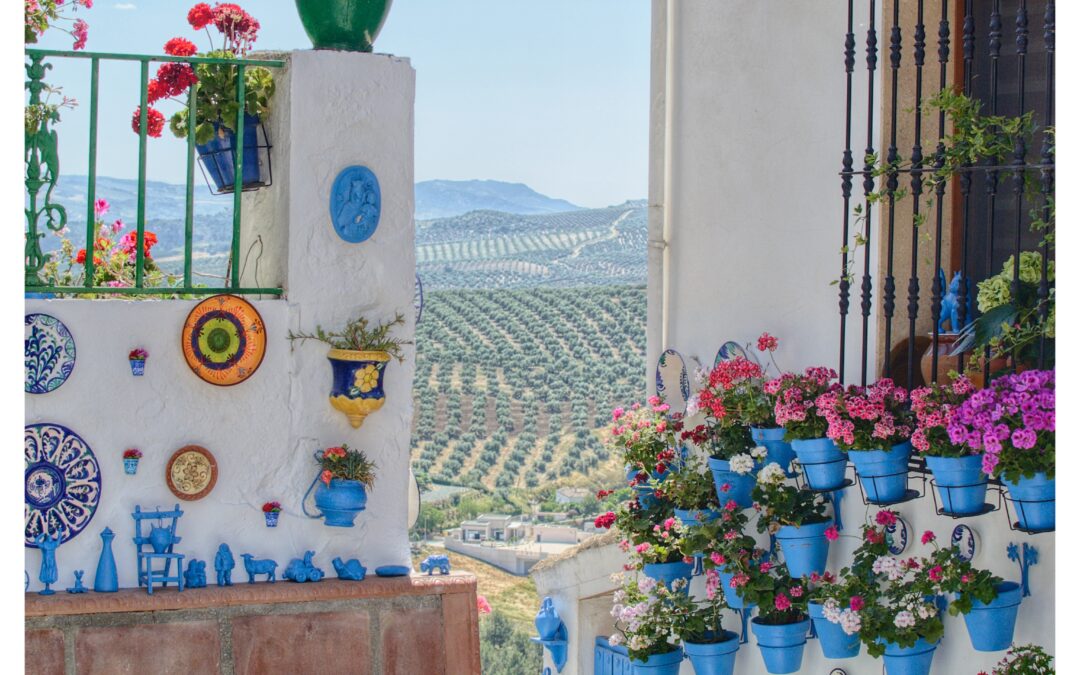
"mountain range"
46,176,645,286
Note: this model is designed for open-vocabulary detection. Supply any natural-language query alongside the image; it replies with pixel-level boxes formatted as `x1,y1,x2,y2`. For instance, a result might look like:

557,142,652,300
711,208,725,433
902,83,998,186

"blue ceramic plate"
375,565,411,577
25,314,76,394
25,423,101,547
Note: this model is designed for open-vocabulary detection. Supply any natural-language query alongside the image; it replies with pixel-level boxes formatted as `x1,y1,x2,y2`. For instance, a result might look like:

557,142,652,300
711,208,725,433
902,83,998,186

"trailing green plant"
659,456,719,511
288,312,412,361
318,444,377,487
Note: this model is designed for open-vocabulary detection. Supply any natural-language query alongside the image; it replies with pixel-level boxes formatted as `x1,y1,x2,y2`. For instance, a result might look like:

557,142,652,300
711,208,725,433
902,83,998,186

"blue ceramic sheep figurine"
332,557,367,581
241,554,278,583
184,559,207,589
284,551,324,583
420,554,450,576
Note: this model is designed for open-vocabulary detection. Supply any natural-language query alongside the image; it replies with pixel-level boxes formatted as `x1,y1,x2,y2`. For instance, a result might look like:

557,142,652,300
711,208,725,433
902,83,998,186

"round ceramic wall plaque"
330,165,381,243
25,423,101,547
25,313,76,394
166,445,218,501
182,295,266,386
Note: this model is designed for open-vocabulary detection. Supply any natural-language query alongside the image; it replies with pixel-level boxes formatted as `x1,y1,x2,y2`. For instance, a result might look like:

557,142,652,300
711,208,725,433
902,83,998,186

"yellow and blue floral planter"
328,349,389,428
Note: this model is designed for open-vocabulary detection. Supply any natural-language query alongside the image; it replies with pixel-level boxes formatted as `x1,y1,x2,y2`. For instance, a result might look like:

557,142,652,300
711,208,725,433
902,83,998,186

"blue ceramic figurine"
35,532,60,595
375,565,411,577
241,554,278,583
332,557,367,581
184,559,207,589
66,570,88,594
283,551,324,583
93,527,118,593
420,554,450,575
214,544,235,586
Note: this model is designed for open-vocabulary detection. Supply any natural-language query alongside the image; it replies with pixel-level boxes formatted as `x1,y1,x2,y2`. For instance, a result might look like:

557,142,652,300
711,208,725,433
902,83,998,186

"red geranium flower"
593,512,616,529
155,62,198,97
146,79,167,104
164,37,198,57
131,106,166,138
188,3,214,30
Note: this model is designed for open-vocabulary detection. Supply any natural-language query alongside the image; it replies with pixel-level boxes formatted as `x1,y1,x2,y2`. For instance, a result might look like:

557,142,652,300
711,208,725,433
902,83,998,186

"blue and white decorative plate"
714,340,761,368
25,314,76,394
330,165,381,243
655,349,690,413
885,516,909,555
25,423,101,548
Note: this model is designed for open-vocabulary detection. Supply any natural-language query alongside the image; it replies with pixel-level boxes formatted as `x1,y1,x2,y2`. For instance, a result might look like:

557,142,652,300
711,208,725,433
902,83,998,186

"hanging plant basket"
196,114,273,195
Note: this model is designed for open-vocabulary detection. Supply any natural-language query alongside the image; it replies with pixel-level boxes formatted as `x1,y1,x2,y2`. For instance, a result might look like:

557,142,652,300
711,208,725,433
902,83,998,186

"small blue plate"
375,565,411,577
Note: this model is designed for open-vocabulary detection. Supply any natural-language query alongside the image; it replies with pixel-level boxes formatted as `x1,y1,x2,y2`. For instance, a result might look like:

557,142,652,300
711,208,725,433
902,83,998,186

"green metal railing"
25,49,285,297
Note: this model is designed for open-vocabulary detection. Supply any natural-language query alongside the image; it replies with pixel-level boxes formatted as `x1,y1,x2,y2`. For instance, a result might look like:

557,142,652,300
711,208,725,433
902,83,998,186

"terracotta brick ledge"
26,572,477,617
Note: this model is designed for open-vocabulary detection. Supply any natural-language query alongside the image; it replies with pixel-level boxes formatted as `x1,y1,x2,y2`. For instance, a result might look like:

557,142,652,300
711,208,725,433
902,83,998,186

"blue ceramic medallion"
330,165,381,243
951,525,976,562
25,314,76,394
25,423,101,547
655,349,690,412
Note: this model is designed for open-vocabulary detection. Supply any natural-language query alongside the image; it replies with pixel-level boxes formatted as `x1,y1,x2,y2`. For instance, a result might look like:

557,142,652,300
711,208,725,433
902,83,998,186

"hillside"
417,202,647,290
416,179,580,220
411,286,646,490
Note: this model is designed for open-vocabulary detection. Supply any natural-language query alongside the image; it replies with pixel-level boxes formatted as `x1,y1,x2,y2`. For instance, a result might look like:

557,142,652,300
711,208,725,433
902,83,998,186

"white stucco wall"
25,50,417,590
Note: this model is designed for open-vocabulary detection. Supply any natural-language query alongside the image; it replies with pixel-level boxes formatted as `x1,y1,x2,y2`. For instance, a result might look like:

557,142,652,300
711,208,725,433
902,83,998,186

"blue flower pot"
707,457,756,508
674,508,721,528
775,521,831,578
848,442,911,503
1002,472,1055,531
751,427,796,474
129,359,146,376
684,631,740,675
925,454,988,515
196,114,266,193
642,561,693,595
962,581,1021,652
750,618,810,674
328,349,389,429
123,458,139,475
630,647,684,675
790,438,847,490
314,478,368,527
880,638,938,675
264,511,280,528
808,602,860,659
148,526,173,554
717,569,754,610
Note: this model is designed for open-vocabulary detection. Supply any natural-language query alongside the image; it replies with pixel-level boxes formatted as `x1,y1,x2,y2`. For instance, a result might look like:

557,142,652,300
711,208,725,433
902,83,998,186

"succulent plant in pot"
288,312,411,428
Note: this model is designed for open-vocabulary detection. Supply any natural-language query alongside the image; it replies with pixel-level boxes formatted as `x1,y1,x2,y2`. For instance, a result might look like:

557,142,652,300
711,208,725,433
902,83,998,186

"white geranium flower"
839,609,862,635
608,634,625,647
729,453,755,475
893,610,916,629
685,394,700,419
751,445,769,460
757,462,786,485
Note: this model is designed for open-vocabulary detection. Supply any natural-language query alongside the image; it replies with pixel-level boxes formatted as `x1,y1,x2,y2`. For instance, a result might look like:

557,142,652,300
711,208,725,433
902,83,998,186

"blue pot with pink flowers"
684,631,740,675
1002,472,1055,531
848,442,912,504
962,581,1022,652
717,569,754,610
642,561,693,595
751,618,810,674
751,427,796,475
775,521,832,579
880,638,938,675
630,647,684,675
790,438,848,490
707,457,757,508
925,454,988,515
807,601,860,659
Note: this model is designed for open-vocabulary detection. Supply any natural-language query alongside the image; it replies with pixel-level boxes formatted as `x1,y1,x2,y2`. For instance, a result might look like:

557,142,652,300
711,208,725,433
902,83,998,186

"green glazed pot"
294,0,394,52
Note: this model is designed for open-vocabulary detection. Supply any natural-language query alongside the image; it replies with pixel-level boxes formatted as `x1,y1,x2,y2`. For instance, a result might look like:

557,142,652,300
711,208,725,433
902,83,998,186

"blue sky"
32,1,650,208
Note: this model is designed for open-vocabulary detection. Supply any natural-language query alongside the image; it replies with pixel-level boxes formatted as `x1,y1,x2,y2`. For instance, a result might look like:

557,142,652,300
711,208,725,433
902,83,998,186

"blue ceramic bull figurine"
241,554,278,583
420,554,450,576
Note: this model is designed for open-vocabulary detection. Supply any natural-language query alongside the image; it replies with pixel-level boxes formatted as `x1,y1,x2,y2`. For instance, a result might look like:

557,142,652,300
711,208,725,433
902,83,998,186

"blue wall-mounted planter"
330,165,381,243
684,631,740,675
707,457,757,508
775,521,832,579
962,581,1021,652
849,442,911,504
751,618,810,674
880,638,938,675
790,438,848,491
808,602,860,659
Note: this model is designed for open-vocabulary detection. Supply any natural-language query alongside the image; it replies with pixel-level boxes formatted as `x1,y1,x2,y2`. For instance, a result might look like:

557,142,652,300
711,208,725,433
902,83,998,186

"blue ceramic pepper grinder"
94,527,118,592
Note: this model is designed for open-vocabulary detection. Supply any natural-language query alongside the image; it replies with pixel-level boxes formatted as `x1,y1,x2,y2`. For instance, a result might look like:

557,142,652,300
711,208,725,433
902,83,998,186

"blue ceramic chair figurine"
241,554,278,583
132,505,186,595
35,532,60,596
215,544,235,586
332,557,367,581
184,559,207,589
